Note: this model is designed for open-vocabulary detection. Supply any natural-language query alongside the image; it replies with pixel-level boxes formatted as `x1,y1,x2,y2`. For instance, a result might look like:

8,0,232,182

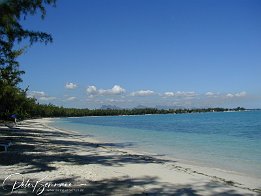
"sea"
50,110,261,178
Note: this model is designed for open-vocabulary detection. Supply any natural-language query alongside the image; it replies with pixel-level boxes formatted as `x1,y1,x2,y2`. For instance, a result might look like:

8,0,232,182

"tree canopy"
0,0,56,84
0,0,56,119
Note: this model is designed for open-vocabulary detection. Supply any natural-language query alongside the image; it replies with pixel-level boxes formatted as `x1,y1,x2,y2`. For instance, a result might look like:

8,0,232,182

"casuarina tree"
0,0,56,119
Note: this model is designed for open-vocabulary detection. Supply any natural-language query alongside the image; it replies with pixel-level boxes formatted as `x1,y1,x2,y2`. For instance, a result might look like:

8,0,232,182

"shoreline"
49,116,261,180
23,109,250,121
0,118,260,195
46,118,261,191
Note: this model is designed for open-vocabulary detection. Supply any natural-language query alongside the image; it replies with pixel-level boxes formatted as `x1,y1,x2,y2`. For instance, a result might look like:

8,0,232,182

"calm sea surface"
51,111,261,178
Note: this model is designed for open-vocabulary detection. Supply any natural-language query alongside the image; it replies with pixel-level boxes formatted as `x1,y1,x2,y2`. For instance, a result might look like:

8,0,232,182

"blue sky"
18,0,261,109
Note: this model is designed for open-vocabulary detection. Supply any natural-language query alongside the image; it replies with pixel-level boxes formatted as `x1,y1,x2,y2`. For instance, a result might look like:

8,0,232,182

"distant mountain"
100,105,122,110
100,104,188,110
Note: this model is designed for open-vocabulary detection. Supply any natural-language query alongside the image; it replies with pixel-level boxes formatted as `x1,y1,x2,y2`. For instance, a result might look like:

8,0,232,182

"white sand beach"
0,118,260,195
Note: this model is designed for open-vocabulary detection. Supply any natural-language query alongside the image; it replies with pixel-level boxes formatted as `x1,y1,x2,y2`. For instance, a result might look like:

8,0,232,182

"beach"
0,118,260,195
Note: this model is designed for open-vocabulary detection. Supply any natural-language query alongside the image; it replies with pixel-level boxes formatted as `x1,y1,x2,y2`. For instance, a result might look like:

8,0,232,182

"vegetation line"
18,105,246,119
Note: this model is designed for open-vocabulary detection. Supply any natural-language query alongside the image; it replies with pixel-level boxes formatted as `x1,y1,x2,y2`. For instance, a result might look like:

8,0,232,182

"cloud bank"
31,84,250,108
226,91,247,98
163,91,197,97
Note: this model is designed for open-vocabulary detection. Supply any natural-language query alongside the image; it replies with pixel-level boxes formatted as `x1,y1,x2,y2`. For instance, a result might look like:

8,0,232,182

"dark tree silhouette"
0,0,56,119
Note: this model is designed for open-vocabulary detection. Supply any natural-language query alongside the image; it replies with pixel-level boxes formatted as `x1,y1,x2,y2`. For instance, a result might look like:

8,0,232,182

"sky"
18,0,261,109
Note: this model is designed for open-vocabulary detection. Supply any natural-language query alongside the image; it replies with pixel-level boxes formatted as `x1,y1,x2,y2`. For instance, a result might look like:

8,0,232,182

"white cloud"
107,98,127,103
163,91,197,97
39,97,56,101
86,85,98,95
102,85,126,95
28,91,56,101
226,93,234,98
164,92,175,97
205,92,221,98
131,90,155,96
65,82,78,89
235,91,247,97
226,91,247,98
86,85,126,96
66,96,77,101
176,91,197,97
205,92,215,96
88,95,95,98
28,91,46,98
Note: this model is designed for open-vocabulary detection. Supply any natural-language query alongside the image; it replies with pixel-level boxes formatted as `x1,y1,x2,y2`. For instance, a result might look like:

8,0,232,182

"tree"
0,0,56,119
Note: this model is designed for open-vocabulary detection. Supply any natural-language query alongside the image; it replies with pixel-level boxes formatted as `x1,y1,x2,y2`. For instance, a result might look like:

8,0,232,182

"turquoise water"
51,111,261,178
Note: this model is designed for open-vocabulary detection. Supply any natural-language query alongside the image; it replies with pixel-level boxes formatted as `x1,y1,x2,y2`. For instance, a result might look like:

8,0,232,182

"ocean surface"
51,110,261,178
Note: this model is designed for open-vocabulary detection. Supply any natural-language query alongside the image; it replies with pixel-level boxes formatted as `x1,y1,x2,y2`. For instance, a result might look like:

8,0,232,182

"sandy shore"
0,118,260,195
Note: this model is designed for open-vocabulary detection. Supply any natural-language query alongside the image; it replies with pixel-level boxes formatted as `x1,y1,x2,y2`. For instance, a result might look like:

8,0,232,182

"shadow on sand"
0,124,258,195
0,175,250,196
0,125,167,173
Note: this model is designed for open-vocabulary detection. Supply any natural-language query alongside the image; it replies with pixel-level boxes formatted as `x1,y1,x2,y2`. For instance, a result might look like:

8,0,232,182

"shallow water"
51,111,261,178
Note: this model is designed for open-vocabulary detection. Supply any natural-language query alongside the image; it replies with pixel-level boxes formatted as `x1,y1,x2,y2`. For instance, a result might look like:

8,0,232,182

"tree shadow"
0,126,168,174
0,175,253,196
0,126,258,195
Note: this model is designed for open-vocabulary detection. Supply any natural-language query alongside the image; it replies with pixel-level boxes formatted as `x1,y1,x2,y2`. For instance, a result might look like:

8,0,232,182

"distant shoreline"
22,107,249,120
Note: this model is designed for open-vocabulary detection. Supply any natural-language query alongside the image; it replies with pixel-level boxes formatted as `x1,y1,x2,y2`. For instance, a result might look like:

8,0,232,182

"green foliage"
18,105,245,119
0,0,56,84
0,0,56,119
0,83,35,119
0,0,56,45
